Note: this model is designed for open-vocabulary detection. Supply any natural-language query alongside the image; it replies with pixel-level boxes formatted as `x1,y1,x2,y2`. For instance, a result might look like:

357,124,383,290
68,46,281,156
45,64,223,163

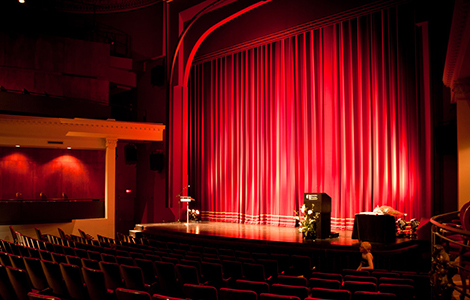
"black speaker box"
151,63,165,86
124,144,137,164
150,153,165,172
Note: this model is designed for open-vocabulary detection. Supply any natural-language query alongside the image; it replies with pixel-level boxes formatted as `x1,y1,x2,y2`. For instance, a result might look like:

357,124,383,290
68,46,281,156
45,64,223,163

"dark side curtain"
189,5,430,229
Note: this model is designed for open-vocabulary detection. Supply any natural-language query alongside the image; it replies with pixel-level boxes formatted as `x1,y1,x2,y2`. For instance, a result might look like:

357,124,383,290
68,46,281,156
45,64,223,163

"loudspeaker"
124,144,137,164
304,193,331,239
150,152,165,172
151,63,165,86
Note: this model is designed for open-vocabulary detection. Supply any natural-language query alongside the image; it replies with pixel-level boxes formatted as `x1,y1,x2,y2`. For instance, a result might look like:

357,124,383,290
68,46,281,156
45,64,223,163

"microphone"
177,184,190,197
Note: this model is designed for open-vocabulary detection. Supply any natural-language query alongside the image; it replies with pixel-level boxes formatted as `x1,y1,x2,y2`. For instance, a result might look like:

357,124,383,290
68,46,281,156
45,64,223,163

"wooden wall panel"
0,148,105,200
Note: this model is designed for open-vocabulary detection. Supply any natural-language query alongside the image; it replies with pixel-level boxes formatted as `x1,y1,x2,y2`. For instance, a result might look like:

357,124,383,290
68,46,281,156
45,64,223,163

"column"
105,138,118,224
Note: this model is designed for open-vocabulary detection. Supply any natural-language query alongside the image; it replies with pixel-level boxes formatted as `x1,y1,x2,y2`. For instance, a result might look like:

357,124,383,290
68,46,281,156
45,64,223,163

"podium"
180,196,193,225
304,193,331,239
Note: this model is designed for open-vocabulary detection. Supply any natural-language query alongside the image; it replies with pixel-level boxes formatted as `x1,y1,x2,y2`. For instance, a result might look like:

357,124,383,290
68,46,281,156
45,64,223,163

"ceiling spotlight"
19,0,25,3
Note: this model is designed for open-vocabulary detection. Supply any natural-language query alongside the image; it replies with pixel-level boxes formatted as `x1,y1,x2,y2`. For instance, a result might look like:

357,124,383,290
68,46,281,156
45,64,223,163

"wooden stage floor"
138,221,415,251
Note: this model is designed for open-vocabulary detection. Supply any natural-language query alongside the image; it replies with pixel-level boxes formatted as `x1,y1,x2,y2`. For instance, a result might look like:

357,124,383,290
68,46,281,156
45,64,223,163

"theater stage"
138,221,430,272
138,221,418,251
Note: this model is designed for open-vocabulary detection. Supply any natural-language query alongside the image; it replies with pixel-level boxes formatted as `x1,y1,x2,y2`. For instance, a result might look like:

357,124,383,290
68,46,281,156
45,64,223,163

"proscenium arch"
167,0,271,212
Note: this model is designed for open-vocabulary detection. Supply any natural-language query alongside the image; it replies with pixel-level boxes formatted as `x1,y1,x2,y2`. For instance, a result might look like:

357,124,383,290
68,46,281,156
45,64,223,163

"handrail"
430,210,470,299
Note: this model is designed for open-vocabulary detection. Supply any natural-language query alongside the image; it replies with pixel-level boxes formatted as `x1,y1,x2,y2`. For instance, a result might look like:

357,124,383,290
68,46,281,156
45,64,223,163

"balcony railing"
431,210,470,299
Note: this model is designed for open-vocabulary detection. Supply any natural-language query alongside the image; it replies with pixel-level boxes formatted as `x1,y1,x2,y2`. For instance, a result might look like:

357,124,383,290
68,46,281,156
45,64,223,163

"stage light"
410,218,420,234
397,218,407,236
15,145,20,148
19,0,25,3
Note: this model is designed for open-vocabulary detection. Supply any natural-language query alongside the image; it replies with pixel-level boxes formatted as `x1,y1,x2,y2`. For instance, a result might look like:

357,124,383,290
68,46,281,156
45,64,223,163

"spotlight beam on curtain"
189,5,430,229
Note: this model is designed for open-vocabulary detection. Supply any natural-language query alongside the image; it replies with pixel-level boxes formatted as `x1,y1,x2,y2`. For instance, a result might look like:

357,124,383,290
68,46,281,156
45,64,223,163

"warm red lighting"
126,189,132,193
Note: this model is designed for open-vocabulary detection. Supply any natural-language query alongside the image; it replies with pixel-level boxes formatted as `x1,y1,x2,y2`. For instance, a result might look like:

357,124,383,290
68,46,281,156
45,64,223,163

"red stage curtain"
189,6,430,229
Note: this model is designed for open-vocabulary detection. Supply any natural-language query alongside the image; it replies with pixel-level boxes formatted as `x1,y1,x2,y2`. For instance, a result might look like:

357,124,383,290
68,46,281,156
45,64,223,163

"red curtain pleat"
189,5,429,229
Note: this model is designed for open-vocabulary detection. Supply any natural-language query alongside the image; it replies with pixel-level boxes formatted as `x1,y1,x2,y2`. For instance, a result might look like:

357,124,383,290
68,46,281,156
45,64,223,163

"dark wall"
192,0,383,60
0,147,105,200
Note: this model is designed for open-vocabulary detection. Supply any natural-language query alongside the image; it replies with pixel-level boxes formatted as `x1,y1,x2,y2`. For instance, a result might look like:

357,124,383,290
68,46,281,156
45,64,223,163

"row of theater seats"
0,229,430,300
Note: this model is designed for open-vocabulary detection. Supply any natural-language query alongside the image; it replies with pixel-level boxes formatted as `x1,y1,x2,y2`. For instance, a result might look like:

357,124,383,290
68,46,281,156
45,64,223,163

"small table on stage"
352,213,396,243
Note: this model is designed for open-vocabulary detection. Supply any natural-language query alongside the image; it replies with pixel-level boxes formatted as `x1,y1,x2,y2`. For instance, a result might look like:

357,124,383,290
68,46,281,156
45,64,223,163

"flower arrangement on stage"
189,209,200,221
294,204,320,240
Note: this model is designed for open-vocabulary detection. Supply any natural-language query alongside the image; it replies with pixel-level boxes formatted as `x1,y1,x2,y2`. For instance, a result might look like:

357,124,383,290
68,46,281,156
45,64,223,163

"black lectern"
304,193,331,239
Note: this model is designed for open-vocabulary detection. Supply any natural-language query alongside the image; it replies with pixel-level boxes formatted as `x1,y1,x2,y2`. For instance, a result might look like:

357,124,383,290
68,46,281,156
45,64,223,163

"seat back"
0,264,17,300
243,262,266,282
270,254,291,274
81,258,100,270
101,253,118,263
201,261,228,288
115,287,152,300
258,259,280,281
343,281,377,294
82,266,110,300
40,259,68,296
378,277,413,286
6,265,32,300
310,287,351,300
288,255,312,278
370,271,400,281
221,260,244,281
23,256,48,291
65,255,82,267
352,291,397,299
183,283,218,300
154,261,179,296
236,279,270,296
259,293,301,300
276,275,308,287
308,277,342,290
60,262,89,300
378,283,415,300
310,271,343,283
219,287,258,300
270,284,309,300
10,254,26,270
27,292,62,300
99,261,125,290
120,264,146,291
344,275,377,284
176,264,200,286
117,255,135,266
134,258,157,285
